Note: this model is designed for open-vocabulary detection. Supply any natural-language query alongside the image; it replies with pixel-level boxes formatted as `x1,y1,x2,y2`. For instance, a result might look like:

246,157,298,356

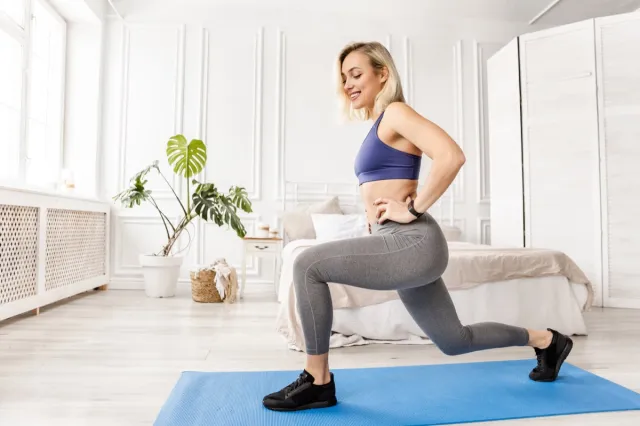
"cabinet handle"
254,245,269,250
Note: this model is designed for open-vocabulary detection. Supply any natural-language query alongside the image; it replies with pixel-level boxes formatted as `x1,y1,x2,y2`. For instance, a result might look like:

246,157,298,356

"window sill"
0,183,108,205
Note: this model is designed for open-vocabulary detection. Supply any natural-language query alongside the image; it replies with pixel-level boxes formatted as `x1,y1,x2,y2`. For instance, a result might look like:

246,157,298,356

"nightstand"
240,237,283,298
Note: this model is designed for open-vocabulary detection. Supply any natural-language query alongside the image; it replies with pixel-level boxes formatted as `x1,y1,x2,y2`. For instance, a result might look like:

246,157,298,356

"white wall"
99,1,552,288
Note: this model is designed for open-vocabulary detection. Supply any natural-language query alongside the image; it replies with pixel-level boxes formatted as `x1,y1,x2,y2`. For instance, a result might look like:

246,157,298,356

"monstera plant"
113,135,253,297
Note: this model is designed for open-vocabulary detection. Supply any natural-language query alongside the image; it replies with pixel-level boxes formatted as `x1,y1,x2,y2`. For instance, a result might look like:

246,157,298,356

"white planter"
139,254,184,298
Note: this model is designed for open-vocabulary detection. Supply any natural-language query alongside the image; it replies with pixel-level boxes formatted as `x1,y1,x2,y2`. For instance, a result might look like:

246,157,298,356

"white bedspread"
275,239,594,351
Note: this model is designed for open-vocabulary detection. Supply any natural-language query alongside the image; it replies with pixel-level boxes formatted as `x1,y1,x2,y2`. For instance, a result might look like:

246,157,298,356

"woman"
262,41,573,412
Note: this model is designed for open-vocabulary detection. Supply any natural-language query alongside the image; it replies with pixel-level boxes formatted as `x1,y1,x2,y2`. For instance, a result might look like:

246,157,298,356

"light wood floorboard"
1,286,639,425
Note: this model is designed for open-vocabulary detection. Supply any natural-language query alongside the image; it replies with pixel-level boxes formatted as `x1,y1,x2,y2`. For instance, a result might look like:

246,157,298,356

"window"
26,1,65,187
0,0,66,189
0,29,23,181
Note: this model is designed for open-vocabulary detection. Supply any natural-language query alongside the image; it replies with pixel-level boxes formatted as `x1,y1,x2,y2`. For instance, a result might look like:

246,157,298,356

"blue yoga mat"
154,359,640,425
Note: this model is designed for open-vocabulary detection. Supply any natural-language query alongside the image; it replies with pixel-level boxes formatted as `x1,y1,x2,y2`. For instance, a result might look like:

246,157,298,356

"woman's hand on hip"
373,196,416,224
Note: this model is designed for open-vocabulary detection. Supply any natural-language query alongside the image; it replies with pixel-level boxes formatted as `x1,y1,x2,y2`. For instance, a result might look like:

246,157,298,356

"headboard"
280,180,363,213
278,179,459,245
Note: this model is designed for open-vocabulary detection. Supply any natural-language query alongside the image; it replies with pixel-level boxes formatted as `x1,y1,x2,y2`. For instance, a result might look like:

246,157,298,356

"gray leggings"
293,212,530,355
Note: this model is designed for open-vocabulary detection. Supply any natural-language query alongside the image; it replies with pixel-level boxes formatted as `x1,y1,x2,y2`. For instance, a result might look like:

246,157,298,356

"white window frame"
0,0,67,189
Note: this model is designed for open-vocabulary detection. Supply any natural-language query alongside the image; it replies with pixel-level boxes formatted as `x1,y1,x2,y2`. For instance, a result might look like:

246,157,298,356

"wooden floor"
1,285,639,426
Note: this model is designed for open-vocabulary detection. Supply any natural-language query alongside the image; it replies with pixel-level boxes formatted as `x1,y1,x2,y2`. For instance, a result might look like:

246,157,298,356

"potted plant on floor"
113,135,253,297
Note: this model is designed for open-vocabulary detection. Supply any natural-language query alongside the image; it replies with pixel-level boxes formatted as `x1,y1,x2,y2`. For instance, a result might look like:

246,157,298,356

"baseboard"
604,297,640,310
109,277,275,290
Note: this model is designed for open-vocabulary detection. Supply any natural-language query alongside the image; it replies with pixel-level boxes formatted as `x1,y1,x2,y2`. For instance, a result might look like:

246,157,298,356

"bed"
274,181,594,352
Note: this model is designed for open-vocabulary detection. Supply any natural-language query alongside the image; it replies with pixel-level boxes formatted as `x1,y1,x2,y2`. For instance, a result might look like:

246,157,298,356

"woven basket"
190,269,222,303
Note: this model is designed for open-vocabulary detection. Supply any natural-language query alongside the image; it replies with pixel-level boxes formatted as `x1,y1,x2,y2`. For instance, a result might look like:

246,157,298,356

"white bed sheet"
328,276,588,350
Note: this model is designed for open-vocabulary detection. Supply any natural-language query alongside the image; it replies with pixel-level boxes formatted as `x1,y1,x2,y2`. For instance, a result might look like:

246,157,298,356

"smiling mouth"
350,91,361,101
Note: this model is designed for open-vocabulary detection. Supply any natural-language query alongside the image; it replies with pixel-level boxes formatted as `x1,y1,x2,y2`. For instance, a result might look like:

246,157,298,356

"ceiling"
49,0,102,22
104,0,640,25
531,0,640,25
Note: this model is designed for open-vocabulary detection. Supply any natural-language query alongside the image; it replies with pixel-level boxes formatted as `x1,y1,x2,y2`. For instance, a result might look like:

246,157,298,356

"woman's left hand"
373,196,416,224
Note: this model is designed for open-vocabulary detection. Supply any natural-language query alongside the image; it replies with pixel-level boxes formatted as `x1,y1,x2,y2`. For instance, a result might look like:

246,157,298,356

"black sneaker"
262,370,337,411
529,328,573,382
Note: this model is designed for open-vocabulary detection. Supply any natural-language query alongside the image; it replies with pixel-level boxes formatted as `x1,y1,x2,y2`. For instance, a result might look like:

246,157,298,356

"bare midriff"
360,178,419,227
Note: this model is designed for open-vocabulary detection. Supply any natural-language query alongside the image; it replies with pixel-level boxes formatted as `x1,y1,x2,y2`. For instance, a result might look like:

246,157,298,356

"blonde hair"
336,41,405,121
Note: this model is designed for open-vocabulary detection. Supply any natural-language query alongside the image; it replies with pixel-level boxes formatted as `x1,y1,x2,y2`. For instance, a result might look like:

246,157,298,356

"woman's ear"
379,66,389,83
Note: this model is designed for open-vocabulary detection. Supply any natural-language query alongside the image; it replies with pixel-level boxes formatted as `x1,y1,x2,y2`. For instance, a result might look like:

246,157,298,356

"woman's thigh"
293,231,447,291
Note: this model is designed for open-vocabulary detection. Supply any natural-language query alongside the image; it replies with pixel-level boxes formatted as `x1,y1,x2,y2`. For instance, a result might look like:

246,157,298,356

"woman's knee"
437,341,468,356
293,248,317,275
430,326,472,356
293,247,324,289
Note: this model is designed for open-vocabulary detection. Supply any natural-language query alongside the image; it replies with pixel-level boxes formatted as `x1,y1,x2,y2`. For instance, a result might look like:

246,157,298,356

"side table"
240,237,283,298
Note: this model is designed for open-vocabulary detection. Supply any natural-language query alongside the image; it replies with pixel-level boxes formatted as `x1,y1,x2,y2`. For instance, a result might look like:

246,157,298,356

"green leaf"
166,135,207,178
112,162,158,208
191,180,254,238
112,182,151,208
229,186,253,213
192,183,222,223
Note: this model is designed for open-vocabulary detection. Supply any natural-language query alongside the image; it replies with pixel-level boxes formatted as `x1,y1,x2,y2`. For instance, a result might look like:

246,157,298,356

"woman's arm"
383,101,465,214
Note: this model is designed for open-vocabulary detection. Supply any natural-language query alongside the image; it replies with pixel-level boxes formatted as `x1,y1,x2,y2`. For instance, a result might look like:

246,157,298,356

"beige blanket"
212,258,239,303
275,240,594,350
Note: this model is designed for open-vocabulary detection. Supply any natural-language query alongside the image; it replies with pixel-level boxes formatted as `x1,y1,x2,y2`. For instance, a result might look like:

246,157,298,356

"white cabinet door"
519,20,603,305
487,38,524,247
595,12,640,309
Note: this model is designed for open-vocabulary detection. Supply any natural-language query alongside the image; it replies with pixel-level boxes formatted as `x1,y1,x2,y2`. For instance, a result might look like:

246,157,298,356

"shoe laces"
533,348,544,372
283,373,310,397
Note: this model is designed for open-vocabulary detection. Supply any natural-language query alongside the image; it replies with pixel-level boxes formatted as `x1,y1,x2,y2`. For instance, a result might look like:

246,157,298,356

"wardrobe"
486,11,640,309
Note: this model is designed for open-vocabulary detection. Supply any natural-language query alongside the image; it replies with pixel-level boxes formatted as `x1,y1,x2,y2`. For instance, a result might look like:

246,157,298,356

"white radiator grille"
0,188,110,322
45,209,107,291
0,205,40,305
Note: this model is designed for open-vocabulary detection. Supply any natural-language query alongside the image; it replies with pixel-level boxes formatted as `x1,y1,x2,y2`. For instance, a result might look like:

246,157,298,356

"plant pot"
139,254,184,298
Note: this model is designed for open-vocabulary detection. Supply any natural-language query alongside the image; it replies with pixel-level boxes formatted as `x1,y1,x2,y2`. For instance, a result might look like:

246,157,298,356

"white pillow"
311,214,368,241
282,196,343,241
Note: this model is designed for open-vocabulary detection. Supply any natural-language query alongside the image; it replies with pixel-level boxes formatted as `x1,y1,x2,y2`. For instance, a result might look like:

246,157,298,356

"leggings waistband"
370,213,435,236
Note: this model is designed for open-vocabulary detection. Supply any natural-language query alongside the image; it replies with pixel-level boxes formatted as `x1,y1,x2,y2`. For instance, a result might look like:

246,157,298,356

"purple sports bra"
354,111,422,185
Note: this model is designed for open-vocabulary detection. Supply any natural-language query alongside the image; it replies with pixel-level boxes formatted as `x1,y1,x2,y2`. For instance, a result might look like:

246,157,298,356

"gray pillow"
282,196,343,241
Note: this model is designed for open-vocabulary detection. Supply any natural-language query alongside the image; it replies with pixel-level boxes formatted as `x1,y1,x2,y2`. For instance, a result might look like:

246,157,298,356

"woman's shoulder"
383,101,421,120
382,101,427,129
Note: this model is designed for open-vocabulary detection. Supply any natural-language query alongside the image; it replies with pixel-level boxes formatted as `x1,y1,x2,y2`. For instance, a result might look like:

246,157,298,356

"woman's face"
341,51,387,112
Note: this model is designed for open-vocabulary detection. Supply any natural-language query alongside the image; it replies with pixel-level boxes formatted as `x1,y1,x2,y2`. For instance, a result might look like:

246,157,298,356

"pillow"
311,214,368,241
282,196,343,241
441,225,462,241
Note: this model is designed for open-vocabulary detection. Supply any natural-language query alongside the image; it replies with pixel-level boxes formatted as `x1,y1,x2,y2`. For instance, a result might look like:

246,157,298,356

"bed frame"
275,180,593,349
